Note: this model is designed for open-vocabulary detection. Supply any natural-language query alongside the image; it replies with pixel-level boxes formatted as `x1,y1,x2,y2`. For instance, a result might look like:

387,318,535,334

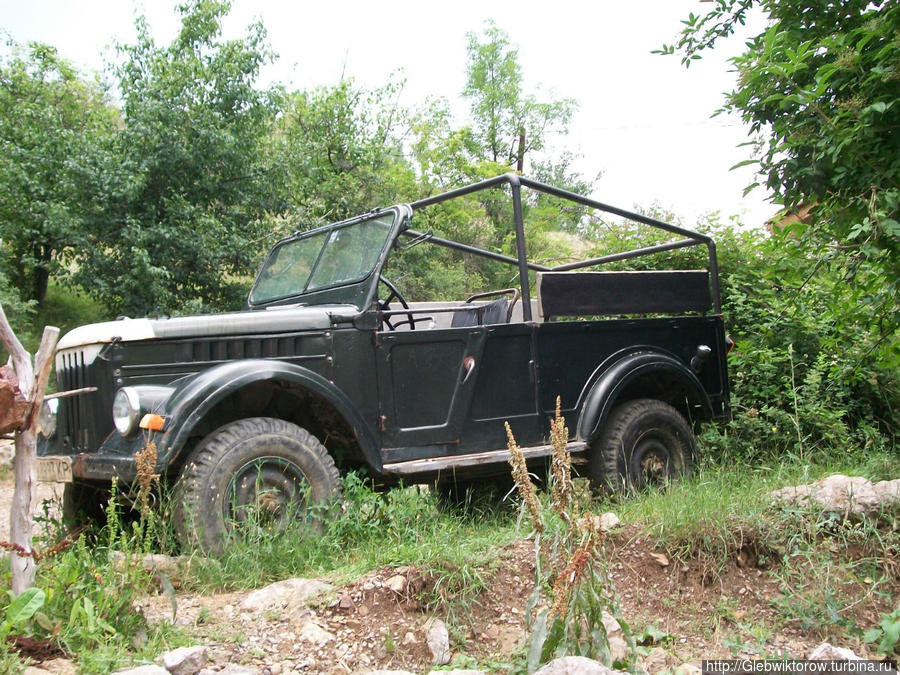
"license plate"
36,457,73,483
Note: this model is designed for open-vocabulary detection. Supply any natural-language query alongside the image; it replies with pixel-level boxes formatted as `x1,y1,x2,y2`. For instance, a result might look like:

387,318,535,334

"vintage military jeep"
37,174,730,549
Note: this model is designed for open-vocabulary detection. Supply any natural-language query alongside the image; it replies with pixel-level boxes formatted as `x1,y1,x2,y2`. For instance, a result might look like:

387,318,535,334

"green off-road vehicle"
37,174,730,550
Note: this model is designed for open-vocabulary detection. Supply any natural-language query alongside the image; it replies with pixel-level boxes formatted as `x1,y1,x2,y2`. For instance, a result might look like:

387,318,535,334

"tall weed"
506,401,631,672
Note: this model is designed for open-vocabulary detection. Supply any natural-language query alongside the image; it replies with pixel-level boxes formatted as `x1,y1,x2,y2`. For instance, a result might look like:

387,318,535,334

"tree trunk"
0,303,59,593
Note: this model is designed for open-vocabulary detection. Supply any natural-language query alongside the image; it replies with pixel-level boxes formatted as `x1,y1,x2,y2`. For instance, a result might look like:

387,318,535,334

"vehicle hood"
55,304,360,355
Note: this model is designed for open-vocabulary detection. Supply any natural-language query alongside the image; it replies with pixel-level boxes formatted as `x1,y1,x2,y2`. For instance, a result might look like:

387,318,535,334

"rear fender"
576,350,712,444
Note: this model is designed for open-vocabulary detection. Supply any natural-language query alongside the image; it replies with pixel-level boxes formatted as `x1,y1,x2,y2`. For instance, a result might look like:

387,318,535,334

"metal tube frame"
408,173,722,315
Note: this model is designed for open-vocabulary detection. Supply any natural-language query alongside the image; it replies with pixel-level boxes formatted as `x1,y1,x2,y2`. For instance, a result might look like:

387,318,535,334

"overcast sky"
1,0,775,227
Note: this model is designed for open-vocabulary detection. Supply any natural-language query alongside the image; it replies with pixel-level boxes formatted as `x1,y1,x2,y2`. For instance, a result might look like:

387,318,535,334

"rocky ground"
1,448,896,674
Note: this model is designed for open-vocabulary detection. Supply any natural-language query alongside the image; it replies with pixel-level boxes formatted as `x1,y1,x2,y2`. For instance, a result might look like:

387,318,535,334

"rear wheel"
590,398,694,493
174,417,341,552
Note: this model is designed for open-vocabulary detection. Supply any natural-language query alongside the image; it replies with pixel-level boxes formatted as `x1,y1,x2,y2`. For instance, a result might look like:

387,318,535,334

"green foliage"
506,411,630,672
74,0,282,316
184,472,518,595
864,608,900,657
273,79,417,226
661,0,899,337
0,588,45,641
464,21,576,172
0,42,116,305
0,477,187,672
698,219,897,464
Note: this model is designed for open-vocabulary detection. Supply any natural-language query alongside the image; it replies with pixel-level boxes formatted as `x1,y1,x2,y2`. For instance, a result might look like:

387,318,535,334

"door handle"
462,355,476,383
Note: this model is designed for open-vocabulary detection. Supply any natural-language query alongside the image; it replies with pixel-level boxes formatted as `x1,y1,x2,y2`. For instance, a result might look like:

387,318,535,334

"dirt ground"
133,526,896,674
3,467,896,674
0,466,63,545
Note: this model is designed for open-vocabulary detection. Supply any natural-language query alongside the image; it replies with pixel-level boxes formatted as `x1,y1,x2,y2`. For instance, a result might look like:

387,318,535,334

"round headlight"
112,387,141,437
38,398,58,438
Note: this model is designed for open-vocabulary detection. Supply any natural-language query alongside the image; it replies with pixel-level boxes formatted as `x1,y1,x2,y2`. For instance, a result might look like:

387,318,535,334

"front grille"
57,350,93,452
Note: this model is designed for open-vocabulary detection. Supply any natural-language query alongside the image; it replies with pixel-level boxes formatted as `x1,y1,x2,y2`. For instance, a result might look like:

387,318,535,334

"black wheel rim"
632,433,676,487
226,456,310,529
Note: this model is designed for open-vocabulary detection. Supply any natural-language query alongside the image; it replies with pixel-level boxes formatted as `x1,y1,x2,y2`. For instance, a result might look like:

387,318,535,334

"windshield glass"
250,212,395,305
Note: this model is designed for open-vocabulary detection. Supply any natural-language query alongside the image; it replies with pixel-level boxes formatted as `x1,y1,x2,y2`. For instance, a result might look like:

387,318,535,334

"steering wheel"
378,275,416,331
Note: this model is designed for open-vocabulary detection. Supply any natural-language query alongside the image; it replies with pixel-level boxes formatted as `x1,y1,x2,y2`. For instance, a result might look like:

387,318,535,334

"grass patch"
184,473,521,606
613,450,900,570
607,450,899,646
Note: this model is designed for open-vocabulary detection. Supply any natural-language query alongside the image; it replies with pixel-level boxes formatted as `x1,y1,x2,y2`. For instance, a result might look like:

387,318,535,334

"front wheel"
174,417,341,552
590,398,695,493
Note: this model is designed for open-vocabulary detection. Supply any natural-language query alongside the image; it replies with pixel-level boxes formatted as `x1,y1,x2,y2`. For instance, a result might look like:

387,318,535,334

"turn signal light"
139,413,166,432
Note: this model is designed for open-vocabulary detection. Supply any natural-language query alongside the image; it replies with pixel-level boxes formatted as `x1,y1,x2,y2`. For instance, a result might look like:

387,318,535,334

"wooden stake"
0,303,59,593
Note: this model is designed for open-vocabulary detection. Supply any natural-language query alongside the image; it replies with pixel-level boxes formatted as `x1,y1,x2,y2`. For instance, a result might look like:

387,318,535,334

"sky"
1,0,776,228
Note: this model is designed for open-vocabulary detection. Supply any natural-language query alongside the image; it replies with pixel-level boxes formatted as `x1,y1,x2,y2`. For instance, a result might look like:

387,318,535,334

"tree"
76,0,282,316
273,79,416,226
0,43,116,305
463,21,576,173
660,0,900,332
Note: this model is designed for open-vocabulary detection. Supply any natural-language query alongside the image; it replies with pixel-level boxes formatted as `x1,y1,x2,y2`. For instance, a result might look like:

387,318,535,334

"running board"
382,441,588,476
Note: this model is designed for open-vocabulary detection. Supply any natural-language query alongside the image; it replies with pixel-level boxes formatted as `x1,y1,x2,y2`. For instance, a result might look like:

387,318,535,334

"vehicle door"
374,321,541,458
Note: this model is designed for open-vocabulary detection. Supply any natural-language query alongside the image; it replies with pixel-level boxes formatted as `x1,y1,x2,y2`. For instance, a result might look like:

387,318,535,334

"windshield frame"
248,206,406,310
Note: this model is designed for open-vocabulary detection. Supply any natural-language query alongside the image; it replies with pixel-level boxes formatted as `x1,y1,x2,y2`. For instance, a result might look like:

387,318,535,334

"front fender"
576,350,712,444
156,359,381,473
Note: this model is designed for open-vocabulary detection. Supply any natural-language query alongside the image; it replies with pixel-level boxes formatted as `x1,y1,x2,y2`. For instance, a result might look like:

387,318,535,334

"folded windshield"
250,212,395,305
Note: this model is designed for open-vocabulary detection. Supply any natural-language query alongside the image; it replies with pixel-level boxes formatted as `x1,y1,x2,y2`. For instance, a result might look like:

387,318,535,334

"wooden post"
0,302,59,593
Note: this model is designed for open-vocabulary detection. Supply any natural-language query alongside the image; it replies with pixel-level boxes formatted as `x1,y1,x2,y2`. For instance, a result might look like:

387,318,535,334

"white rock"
424,617,451,665
111,667,170,675
675,663,702,675
609,635,629,664
808,642,863,661
601,610,622,636
297,618,335,644
217,666,260,675
385,574,407,593
772,475,900,516
427,670,487,675
241,578,333,613
640,647,671,673
534,656,624,674
600,512,621,532
161,645,208,675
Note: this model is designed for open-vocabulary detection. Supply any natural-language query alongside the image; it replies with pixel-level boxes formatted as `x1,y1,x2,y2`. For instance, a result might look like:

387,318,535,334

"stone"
600,512,621,532
771,475,900,516
108,551,190,588
427,671,487,675
808,642,863,661
297,618,335,644
385,574,407,593
533,656,625,674
640,647,672,673
241,578,333,613
111,667,170,675
601,610,622,636
424,617,451,665
33,660,77,675
675,663,703,675
161,645,209,675
217,666,260,675
609,635,629,664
